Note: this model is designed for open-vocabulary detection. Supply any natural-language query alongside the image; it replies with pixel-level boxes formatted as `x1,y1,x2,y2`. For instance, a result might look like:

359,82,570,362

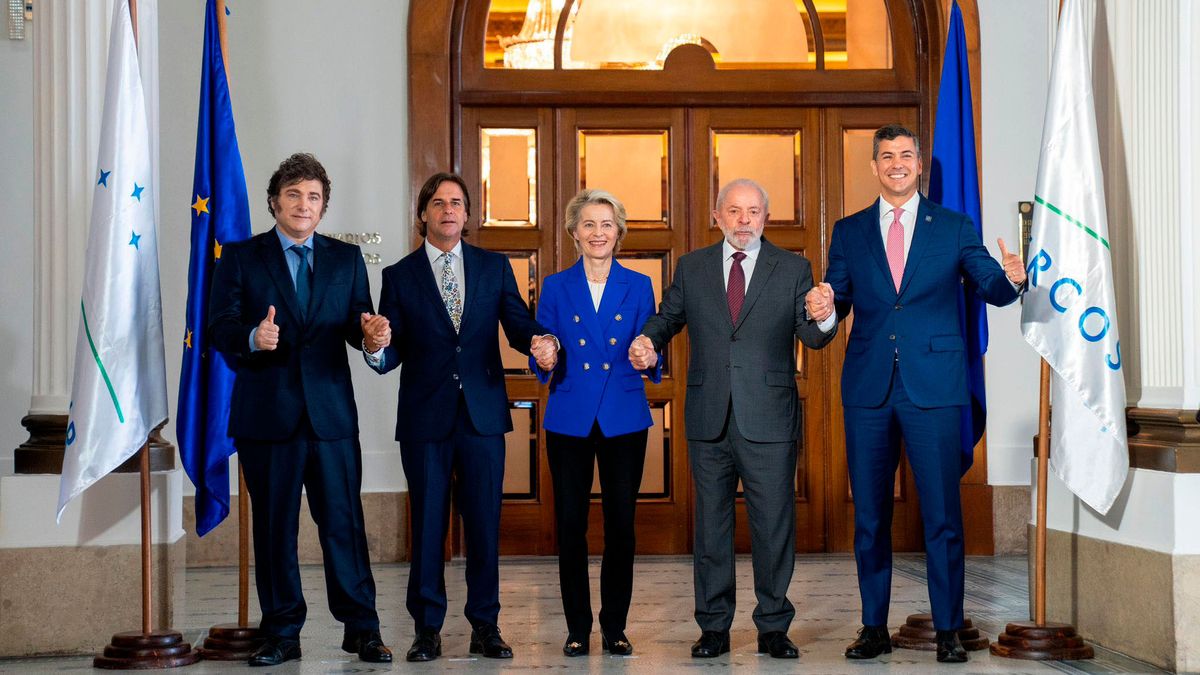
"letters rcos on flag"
58,0,168,519
1020,0,1128,515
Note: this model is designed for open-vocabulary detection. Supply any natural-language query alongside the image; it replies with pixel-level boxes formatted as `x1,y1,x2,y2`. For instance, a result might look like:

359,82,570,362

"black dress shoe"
469,624,513,659
757,631,799,658
936,630,969,663
406,629,441,663
248,637,301,667
845,625,892,659
341,630,393,663
690,630,730,658
562,633,589,657
602,631,633,656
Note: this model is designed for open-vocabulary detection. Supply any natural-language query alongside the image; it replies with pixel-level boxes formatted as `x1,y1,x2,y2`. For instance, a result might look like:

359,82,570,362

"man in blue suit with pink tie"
807,125,1027,664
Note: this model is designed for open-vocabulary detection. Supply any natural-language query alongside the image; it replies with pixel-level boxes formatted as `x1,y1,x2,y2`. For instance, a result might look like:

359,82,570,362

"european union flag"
178,0,251,536
929,0,986,474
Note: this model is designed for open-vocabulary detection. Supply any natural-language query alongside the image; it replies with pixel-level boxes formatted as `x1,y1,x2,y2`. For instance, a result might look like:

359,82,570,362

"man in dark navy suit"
809,125,1026,664
209,153,392,667
368,172,557,662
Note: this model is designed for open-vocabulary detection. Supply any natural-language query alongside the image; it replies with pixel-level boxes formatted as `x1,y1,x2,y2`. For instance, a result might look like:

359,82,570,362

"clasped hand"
531,335,558,371
360,313,391,352
805,282,834,322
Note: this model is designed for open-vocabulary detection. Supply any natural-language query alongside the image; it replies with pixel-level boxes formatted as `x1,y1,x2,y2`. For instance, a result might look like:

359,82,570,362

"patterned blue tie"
290,244,312,318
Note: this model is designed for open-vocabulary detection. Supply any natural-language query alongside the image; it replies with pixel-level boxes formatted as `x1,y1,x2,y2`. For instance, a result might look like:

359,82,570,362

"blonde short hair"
564,189,628,254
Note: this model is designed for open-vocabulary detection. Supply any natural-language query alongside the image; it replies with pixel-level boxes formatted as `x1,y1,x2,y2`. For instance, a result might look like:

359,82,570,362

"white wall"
0,31,35,473
156,0,410,492
979,0,1054,486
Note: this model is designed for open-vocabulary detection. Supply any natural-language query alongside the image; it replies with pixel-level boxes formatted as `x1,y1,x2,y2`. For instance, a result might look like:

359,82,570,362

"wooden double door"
454,104,926,557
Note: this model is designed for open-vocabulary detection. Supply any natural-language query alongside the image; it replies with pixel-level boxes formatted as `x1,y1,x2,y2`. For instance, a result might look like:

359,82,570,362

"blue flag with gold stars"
929,0,987,474
178,0,251,537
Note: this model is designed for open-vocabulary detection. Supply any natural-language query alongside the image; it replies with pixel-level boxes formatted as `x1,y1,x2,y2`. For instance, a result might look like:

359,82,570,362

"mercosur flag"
58,0,168,519
1021,0,1127,515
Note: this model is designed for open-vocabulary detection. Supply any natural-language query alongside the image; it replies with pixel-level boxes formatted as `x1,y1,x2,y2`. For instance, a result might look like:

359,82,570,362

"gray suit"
641,238,834,633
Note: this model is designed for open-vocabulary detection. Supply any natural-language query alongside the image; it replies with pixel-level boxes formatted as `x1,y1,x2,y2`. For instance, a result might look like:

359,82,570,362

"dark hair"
267,152,331,217
872,124,920,159
415,172,472,238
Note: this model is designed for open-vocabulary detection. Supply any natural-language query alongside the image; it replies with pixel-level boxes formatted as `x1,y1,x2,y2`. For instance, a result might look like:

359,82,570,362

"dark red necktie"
727,251,747,323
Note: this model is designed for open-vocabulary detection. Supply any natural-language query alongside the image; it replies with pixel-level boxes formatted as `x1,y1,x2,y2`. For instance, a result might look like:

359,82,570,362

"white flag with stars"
58,0,168,519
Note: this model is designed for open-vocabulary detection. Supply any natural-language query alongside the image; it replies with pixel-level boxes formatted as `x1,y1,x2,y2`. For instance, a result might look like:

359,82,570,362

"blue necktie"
290,245,312,318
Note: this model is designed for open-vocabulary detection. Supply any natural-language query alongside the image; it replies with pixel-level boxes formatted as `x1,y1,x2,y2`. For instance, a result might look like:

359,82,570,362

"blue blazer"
208,231,373,442
825,196,1019,409
533,259,662,438
373,241,547,443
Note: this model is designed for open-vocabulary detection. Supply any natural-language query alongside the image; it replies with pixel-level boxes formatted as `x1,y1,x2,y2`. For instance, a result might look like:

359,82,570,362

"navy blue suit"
373,241,546,632
532,259,660,636
824,196,1018,631
209,229,379,639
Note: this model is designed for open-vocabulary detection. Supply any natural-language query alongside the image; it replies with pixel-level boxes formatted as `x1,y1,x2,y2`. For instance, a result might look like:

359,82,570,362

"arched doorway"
407,0,993,557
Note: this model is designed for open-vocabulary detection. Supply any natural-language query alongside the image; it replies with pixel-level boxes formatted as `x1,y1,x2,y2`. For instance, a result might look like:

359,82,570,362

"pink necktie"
886,207,904,291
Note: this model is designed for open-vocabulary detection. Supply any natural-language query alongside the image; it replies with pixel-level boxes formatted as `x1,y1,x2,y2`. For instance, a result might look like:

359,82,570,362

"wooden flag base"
92,629,200,669
890,613,991,651
195,623,264,661
990,621,1094,660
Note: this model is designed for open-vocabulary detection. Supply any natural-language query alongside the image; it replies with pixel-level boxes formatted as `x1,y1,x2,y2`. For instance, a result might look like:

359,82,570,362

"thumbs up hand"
998,238,1026,285
254,305,280,351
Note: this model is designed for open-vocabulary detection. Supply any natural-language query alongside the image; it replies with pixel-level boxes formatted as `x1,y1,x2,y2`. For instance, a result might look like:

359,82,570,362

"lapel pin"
925,215,932,222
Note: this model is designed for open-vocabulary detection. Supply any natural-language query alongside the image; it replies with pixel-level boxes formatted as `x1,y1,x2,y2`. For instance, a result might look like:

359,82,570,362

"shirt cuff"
817,314,837,333
363,340,384,366
248,327,259,352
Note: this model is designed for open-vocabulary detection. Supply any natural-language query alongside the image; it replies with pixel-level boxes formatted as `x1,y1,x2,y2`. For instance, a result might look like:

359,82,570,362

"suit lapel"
460,243,484,333
897,196,934,298
258,232,304,323
565,259,604,349
407,246,457,334
861,199,895,295
596,260,632,345
702,243,734,330
307,234,335,320
734,241,778,332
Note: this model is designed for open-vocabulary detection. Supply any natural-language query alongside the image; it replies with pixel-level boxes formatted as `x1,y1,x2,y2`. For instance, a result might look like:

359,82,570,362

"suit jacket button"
609,337,617,345
614,313,623,322
452,373,460,380
602,363,610,370
578,338,586,346
573,315,580,323
894,304,902,310
889,335,896,341
456,346,462,353
583,362,591,371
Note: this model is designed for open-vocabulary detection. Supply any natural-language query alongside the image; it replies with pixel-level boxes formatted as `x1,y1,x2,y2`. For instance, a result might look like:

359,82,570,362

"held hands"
254,305,280,351
628,334,658,370
360,313,391,353
531,335,558,371
998,238,1027,285
805,282,834,322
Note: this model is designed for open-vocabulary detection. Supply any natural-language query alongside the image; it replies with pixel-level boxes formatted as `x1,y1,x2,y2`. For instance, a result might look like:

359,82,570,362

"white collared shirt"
877,192,921,261
721,237,762,292
425,238,466,305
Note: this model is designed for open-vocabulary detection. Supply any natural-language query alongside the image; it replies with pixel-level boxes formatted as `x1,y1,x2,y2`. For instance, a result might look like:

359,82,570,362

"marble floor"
0,554,1164,673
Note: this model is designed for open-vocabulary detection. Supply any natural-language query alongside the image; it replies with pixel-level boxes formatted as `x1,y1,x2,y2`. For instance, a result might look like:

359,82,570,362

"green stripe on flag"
1033,195,1111,250
80,300,125,423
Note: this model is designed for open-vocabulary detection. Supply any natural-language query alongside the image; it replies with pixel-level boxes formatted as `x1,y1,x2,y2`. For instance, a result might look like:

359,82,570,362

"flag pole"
92,2,198,667
194,0,262,658
1034,359,1051,625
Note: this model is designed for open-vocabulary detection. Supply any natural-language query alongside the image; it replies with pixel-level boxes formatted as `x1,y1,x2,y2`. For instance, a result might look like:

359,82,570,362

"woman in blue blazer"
532,189,662,657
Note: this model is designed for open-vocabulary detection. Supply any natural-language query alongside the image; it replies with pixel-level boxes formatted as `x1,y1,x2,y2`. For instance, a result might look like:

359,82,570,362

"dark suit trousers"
844,363,966,631
688,404,797,633
400,394,505,631
546,424,648,636
237,416,379,639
